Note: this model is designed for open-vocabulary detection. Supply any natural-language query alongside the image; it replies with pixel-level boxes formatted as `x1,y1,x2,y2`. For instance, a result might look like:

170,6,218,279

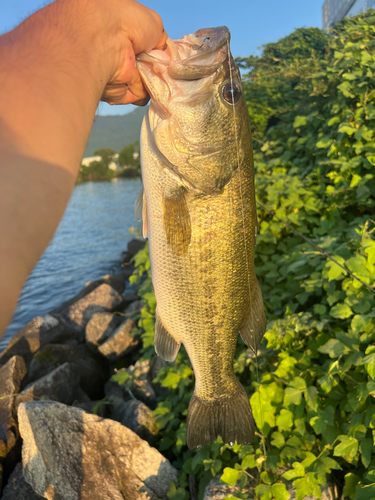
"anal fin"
162,188,191,254
240,278,267,353
154,311,180,362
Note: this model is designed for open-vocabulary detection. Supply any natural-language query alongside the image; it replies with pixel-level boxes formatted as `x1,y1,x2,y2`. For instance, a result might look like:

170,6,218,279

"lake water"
1,178,142,352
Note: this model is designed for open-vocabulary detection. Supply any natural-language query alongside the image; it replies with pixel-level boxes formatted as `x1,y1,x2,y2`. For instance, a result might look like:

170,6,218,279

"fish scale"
137,26,267,448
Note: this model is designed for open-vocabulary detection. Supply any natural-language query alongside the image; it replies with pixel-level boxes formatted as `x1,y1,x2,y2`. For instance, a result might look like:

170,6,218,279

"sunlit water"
1,178,142,353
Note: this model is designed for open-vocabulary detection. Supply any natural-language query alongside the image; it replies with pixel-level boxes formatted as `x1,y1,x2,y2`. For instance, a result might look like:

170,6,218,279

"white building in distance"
323,0,375,29
81,153,120,171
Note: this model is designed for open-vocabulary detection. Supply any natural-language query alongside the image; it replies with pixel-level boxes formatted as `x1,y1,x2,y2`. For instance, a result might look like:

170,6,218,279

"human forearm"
0,0,166,336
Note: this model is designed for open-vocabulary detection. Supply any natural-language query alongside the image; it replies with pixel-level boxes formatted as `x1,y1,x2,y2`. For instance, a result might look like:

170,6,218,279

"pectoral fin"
162,188,191,254
134,187,148,238
240,278,267,353
134,187,144,222
154,311,180,362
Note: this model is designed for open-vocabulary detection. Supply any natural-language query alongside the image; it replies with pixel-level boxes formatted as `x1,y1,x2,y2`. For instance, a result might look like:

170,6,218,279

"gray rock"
0,316,69,369
127,239,146,257
74,400,109,418
126,360,157,408
121,268,134,279
2,463,46,499
15,362,80,409
121,251,132,265
98,319,140,362
18,400,178,500
27,343,107,400
85,313,122,350
0,356,27,444
60,284,123,333
116,399,159,445
104,378,129,408
123,299,144,318
50,274,126,316
0,356,27,481
122,292,139,304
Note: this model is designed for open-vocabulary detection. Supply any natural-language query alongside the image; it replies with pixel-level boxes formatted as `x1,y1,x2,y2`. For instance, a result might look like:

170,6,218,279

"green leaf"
271,432,285,449
343,473,360,500
293,116,308,128
360,438,373,468
255,484,272,500
326,256,347,281
314,304,327,315
283,462,305,480
284,386,302,406
271,483,290,500
361,353,375,378
309,406,334,434
354,484,375,500
305,386,318,411
167,482,187,500
293,473,321,500
316,136,332,148
220,468,240,487
334,436,359,462
276,409,294,431
318,338,350,358
330,304,353,320
111,370,129,385
338,123,357,135
241,454,256,470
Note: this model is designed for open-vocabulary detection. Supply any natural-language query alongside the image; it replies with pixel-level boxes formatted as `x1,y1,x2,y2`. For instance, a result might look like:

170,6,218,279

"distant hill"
83,106,148,157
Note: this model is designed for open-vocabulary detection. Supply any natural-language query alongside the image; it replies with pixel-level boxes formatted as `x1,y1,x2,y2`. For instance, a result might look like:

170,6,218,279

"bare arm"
0,0,167,336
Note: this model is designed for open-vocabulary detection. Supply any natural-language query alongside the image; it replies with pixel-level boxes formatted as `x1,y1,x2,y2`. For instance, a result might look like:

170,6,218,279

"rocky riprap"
0,239,178,500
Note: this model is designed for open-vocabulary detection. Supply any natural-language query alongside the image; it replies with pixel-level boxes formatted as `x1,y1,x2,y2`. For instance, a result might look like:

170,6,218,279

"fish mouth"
137,26,230,81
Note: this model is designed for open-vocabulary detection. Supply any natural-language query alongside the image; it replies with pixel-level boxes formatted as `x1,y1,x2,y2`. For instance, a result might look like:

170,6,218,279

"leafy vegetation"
118,12,375,500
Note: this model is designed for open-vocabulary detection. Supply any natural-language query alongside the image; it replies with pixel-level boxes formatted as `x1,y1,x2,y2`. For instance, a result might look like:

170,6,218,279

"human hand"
100,0,168,106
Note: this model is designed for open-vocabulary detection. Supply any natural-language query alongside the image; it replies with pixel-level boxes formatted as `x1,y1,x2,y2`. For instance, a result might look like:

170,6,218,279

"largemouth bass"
136,26,267,449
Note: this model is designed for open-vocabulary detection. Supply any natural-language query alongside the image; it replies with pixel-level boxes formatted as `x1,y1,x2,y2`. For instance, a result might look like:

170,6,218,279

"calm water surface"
1,178,142,352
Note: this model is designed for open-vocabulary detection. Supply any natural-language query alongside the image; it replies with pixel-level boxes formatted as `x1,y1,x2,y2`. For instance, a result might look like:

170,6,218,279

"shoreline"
0,238,178,499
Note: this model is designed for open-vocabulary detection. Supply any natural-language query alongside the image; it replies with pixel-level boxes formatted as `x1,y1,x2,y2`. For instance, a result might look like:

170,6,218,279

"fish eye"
223,83,241,105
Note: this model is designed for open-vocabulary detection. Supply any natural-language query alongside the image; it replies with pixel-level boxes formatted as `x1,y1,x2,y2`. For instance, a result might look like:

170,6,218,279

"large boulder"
15,362,82,410
18,401,178,500
127,239,146,257
27,343,107,400
85,313,122,351
0,356,27,485
0,316,69,369
50,274,127,316
2,463,45,499
98,319,140,362
59,284,123,333
113,399,159,445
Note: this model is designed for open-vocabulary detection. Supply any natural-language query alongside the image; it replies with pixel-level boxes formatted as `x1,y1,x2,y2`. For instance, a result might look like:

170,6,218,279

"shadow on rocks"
18,400,177,500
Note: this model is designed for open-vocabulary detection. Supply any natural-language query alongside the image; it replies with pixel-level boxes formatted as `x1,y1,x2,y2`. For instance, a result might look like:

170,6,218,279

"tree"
93,148,117,169
236,27,331,144
119,143,137,167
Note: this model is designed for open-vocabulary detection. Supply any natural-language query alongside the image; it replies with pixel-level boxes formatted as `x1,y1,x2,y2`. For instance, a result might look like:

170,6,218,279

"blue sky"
1,0,324,115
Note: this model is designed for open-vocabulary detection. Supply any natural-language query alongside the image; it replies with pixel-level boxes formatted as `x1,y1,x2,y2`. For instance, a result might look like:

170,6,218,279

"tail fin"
186,386,255,449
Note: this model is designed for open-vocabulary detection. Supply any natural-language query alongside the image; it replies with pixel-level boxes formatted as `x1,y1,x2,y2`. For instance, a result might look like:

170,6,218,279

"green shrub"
121,11,375,500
